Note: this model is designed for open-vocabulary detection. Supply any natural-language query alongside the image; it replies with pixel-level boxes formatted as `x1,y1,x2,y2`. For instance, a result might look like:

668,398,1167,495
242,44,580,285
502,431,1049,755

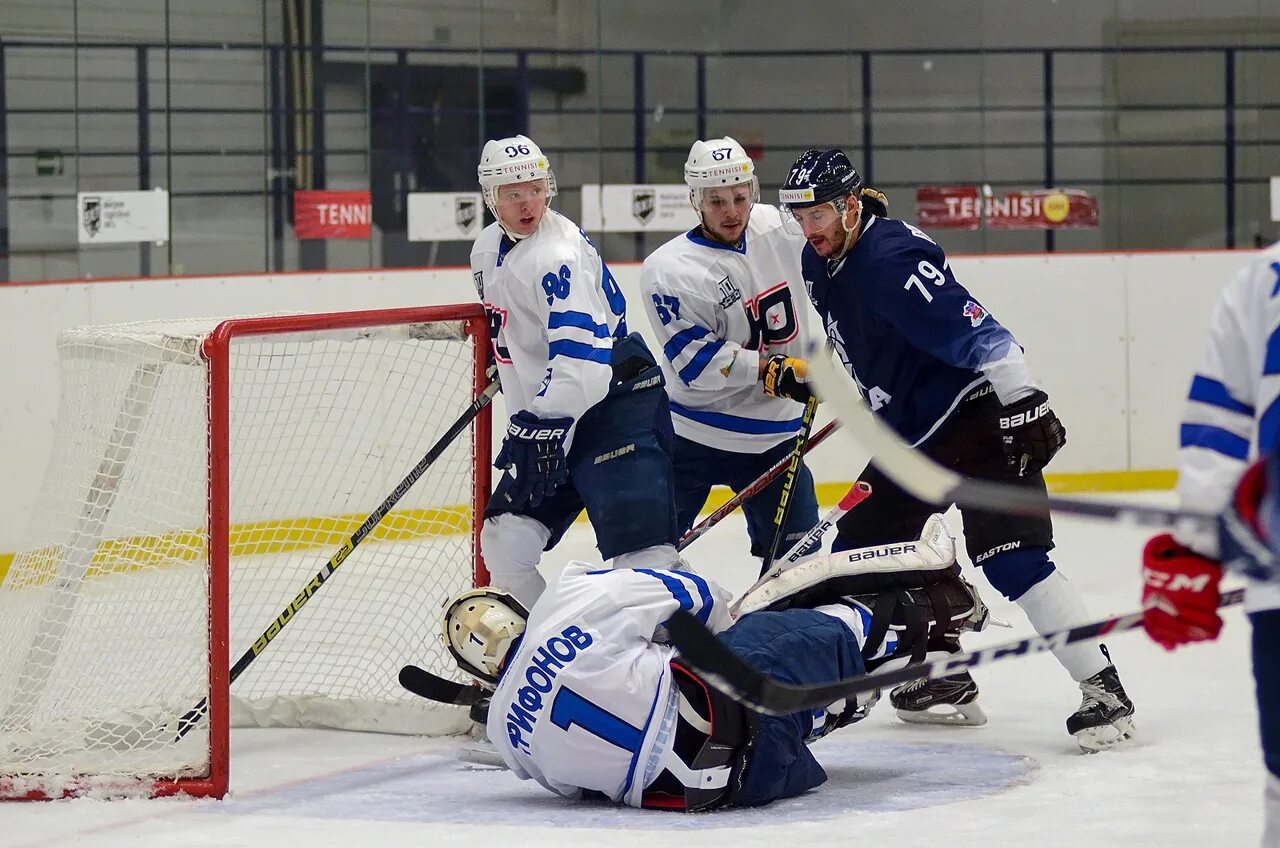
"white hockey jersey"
639,204,812,452
1173,241,1280,609
471,210,629,447
486,562,733,807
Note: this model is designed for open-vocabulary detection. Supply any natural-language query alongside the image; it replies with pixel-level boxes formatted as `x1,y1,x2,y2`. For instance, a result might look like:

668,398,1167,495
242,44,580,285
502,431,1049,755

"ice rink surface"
1,493,1265,847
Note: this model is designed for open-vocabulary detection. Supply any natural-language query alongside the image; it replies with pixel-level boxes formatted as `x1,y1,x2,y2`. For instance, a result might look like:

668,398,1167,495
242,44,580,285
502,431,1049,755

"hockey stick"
803,350,1267,570
675,419,840,552
759,395,821,576
730,481,873,617
175,373,501,739
398,664,485,707
668,587,1246,717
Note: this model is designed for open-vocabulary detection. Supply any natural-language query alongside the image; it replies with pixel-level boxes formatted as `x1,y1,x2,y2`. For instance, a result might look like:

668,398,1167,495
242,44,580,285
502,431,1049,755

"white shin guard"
480,513,552,610
1014,569,1110,682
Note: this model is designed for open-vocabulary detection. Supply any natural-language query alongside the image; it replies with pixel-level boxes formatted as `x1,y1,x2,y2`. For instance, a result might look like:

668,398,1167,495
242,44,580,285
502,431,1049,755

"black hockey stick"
398,664,485,707
806,351,1280,580
759,394,821,576
667,587,1246,717
175,372,500,740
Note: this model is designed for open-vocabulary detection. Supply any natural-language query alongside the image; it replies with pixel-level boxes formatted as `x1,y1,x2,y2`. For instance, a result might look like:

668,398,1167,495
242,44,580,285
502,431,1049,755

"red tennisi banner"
916,186,1099,230
294,190,372,239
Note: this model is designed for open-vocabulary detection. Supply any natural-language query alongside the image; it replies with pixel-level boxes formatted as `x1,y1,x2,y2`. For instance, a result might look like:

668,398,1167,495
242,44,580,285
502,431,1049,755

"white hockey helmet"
442,587,529,684
684,136,759,207
477,134,557,211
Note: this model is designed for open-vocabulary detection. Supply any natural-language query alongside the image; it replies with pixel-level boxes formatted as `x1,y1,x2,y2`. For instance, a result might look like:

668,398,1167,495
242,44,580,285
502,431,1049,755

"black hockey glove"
998,389,1066,476
762,354,815,404
859,186,889,218
494,410,572,509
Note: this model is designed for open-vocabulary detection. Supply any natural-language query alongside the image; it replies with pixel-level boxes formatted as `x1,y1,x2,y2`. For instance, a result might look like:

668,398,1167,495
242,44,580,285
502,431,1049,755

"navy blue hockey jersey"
801,215,1034,445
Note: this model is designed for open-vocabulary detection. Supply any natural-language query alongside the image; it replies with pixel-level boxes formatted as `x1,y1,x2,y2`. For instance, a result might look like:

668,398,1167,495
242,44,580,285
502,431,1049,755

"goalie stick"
398,664,485,707
667,587,1247,717
805,351,1280,581
174,370,501,740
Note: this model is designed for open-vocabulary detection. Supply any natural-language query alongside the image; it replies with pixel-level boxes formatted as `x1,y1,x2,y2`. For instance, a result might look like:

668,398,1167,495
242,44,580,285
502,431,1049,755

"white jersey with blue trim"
639,204,811,452
486,561,732,807
471,210,629,447
1174,242,1280,607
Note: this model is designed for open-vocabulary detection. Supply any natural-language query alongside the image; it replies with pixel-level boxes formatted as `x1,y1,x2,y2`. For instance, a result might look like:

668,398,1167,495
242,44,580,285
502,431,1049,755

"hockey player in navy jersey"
774,148,1134,750
438,515,986,810
639,137,821,563
1138,241,1280,841
470,135,679,610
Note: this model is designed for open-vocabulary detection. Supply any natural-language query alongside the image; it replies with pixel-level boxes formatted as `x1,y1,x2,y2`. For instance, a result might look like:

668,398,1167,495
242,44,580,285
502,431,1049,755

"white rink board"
0,249,1261,550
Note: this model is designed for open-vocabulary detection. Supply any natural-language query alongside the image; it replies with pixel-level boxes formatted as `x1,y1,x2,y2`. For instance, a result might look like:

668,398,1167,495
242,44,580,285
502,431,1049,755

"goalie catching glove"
762,355,815,404
494,410,572,509
999,389,1066,476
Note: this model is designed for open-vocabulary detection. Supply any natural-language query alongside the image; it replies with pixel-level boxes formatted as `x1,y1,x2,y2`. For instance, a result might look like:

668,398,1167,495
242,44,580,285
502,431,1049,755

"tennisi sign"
294,190,372,239
916,186,1099,230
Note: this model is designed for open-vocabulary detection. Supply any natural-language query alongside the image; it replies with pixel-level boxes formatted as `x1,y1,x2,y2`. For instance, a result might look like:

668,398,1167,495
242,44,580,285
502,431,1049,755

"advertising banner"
407,192,484,241
581,184,698,232
294,190,372,239
77,189,170,245
916,186,1099,230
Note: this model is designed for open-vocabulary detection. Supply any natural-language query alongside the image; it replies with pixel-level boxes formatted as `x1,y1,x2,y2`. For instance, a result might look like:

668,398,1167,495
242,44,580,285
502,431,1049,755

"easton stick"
174,370,501,740
668,588,1246,717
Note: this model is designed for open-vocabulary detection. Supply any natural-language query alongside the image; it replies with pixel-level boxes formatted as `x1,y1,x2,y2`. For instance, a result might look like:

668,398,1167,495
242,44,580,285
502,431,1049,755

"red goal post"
0,304,492,800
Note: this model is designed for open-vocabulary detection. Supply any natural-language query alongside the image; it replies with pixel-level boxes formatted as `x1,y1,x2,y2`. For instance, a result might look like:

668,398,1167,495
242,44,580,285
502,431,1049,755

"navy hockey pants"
718,608,865,806
672,435,819,560
1253,610,1280,779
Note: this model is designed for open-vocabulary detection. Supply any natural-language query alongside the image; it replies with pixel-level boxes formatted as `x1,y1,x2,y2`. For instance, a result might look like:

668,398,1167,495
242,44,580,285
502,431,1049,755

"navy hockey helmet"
779,149,863,210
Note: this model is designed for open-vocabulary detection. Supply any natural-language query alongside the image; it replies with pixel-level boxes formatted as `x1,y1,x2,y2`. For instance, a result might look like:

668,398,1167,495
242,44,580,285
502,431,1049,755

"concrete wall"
0,246,1253,552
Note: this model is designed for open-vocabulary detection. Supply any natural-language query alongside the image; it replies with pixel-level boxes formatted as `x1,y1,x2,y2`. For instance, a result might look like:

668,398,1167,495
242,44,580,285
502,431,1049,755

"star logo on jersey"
962,300,988,328
717,276,742,308
632,189,656,224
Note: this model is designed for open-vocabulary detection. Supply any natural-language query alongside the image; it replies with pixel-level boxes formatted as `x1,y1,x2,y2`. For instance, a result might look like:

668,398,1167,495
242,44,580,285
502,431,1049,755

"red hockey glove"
1141,533,1224,651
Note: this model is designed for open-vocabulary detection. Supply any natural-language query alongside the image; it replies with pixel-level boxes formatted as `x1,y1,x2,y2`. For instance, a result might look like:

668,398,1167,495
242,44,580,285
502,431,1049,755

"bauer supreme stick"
803,350,1280,580
760,394,821,575
176,371,501,739
400,420,848,709
668,587,1246,716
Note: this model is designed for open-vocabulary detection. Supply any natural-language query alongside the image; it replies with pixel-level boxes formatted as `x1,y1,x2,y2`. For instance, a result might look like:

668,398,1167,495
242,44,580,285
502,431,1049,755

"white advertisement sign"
581,184,697,233
1272,176,1279,222
407,192,484,241
77,189,169,245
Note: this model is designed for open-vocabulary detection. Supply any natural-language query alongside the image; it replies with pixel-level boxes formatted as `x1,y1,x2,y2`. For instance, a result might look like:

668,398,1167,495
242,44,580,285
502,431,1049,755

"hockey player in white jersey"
439,515,987,810
471,135,680,609
1138,241,1280,842
639,137,822,564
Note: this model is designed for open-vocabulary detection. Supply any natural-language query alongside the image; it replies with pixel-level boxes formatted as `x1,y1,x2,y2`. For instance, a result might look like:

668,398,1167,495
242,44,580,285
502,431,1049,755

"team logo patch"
82,197,102,237
962,300,988,327
631,189,656,224
473,271,484,297
455,197,478,233
717,275,742,308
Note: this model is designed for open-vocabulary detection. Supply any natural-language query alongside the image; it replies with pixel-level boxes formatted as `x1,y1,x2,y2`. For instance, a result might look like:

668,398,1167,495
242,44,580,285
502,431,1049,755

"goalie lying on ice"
433,515,987,811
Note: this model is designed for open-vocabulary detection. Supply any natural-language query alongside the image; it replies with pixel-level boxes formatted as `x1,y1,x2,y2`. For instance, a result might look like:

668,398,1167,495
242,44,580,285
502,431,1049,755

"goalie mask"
442,588,529,684
477,134,557,239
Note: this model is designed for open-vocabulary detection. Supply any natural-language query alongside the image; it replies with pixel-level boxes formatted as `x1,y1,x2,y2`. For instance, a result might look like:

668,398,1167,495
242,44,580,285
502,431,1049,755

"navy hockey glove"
998,389,1065,476
494,411,572,509
762,354,815,404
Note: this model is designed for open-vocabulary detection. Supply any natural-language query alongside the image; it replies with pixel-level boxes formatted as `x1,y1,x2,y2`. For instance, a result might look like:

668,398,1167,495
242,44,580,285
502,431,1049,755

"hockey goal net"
0,305,491,800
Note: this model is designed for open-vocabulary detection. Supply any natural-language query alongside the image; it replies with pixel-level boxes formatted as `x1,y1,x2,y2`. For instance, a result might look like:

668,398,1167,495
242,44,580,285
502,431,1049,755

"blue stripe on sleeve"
671,569,713,624
1188,375,1254,416
1260,397,1280,456
635,568,699,617
663,325,711,363
678,338,726,385
549,310,610,339
670,402,804,435
548,339,612,364
1180,422,1249,460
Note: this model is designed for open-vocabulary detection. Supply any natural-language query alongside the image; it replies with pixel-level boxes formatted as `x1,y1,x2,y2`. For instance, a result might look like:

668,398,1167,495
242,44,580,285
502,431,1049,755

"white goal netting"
0,309,487,797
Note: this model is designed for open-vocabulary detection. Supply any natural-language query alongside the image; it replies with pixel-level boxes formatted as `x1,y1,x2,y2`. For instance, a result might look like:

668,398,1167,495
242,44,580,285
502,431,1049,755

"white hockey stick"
806,350,1277,580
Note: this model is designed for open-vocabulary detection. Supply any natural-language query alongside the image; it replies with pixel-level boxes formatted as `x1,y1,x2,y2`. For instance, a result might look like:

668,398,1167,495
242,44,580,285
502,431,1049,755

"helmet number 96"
505,144,532,157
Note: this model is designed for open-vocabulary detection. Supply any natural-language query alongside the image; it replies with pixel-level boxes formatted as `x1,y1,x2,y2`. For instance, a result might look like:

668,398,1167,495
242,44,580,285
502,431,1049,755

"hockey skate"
1066,661,1135,752
890,669,988,726
456,695,508,769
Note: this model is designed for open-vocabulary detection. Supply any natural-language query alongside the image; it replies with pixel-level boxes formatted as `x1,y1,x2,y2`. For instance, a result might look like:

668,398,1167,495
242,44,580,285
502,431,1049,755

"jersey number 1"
549,686,644,755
